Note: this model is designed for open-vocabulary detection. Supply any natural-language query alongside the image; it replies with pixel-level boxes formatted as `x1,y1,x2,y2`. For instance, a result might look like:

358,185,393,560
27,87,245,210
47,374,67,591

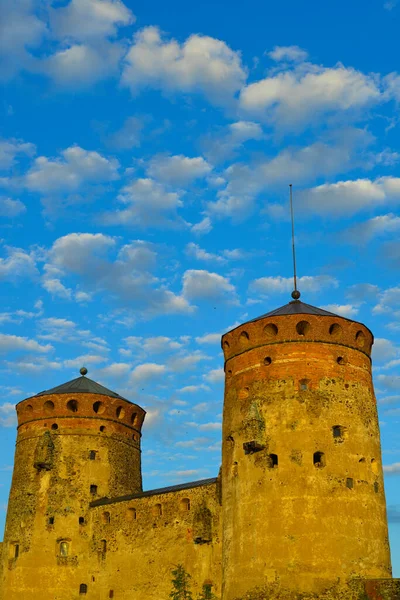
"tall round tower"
0,369,145,600
220,298,392,600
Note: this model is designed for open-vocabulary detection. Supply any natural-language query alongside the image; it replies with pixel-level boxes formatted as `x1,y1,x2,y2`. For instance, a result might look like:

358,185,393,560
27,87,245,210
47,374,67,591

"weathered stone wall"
86,480,222,599
220,313,392,600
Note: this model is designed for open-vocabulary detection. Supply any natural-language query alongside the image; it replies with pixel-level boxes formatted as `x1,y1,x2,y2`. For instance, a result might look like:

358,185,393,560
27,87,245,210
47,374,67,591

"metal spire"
289,184,300,301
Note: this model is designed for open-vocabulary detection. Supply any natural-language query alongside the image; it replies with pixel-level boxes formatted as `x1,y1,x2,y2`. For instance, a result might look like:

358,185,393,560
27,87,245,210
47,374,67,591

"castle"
1,294,400,600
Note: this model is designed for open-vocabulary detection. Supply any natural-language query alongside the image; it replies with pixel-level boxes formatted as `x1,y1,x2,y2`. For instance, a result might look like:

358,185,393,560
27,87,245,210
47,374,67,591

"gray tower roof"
246,300,339,323
34,375,129,401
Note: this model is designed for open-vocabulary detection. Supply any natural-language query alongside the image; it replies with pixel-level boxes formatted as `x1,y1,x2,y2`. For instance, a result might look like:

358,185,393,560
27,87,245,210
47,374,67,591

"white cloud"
130,363,166,384
341,213,400,244
25,146,119,194
203,368,225,383
0,246,38,281
373,339,399,363
107,116,144,149
0,138,36,170
0,197,26,217
63,354,107,368
298,177,400,218
185,243,224,263
167,351,210,373
268,46,308,63
49,0,135,42
320,304,359,318
373,286,400,315
0,334,52,354
383,462,400,474
195,333,222,344
178,385,211,393
125,336,182,354
100,178,185,228
249,275,338,295
182,269,237,302
239,62,381,129
146,154,211,185
201,120,263,163
376,375,400,390
198,422,222,431
191,216,213,236
121,26,247,105
0,402,17,428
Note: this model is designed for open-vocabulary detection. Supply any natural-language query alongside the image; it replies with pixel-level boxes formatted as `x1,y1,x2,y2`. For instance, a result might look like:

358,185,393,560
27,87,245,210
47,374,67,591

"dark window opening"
79,583,88,595
296,320,310,336
131,412,137,425
99,426,105,432
333,425,343,438
89,450,96,460
267,454,278,468
359,457,366,463
90,485,98,495
100,540,107,555
14,544,19,559
243,440,264,454
299,379,309,391
264,356,272,366
336,356,346,365
51,423,58,430
48,517,54,525
109,591,114,598
313,451,325,468
79,517,85,525
93,401,104,414
67,399,78,412
374,482,379,493
116,406,125,419
103,512,111,524
346,478,354,489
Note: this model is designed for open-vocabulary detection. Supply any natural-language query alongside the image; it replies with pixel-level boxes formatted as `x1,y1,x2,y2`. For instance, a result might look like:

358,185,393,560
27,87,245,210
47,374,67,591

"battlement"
15,392,145,443
221,312,373,364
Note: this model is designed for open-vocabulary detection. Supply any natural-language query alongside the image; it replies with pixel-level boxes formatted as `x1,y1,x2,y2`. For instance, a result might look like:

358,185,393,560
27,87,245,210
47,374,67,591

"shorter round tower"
1,369,145,600
220,298,391,600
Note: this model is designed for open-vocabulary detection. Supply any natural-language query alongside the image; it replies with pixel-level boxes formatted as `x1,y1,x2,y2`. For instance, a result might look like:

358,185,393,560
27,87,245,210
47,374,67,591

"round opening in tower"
51,423,58,430
44,400,55,413
263,323,278,338
296,320,310,336
329,323,343,338
116,406,125,419
93,401,105,415
67,399,78,412
239,331,250,346
264,357,272,366
356,330,366,348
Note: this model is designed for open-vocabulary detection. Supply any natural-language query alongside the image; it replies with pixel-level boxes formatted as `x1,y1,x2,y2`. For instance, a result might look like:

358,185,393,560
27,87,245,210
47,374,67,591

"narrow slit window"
109,592,114,599
14,544,19,559
79,583,88,595
267,454,278,468
79,517,85,525
103,511,111,524
332,425,343,438
90,484,98,495
48,517,54,525
89,450,96,460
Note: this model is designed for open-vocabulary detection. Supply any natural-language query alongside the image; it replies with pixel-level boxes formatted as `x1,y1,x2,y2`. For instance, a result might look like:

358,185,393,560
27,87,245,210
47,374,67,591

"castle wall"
220,313,392,600
86,480,222,599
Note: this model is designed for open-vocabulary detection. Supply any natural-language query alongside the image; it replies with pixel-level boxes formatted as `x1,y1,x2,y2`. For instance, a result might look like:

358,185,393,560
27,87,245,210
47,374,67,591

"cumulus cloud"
373,286,400,314
268,45,309,63
383,462,400,474
130,363,166,384
239,62,381,129
100,178,185,228
182,269,237,303
178,384,211,393
0,246,38,281
0,334,52,354
49,0,135,42
167,351,210,373
0,138,36,170
44,234,192,316
25,145,120,194
0,402,17,427
372,339,399,363
185,243,224,263
125,336,182,354
203,368,225,383
320,304,359,318
121,26,247,105
298,176,400,218
340,213,400,244
191,216,213,236
146,154,212,185
195,332,222,344
0,197,26,217
201,121,263,163
249,275,338,295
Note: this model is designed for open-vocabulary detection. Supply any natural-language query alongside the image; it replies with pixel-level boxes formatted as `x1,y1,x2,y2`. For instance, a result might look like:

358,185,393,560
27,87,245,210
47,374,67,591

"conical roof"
34,374,129,401
246,299,339,323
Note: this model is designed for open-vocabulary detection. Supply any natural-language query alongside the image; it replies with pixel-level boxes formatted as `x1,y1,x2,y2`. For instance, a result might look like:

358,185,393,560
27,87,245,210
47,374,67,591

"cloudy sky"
1,0,400,575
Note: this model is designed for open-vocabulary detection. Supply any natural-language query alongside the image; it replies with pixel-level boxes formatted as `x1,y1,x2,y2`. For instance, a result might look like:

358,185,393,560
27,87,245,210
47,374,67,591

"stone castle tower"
0,297,399,599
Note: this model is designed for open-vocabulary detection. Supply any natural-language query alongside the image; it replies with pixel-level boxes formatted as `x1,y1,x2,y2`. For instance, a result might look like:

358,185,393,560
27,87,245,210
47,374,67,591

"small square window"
89,451,96,460
90,485,98,495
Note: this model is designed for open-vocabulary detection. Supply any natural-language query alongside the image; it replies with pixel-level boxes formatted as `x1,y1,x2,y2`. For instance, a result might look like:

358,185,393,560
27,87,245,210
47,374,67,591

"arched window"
267,454,278,468
90,484,98,495
127,507,136,521
67,399,78,412
60,541,69,557
79,583,88,595
180,498,190,511
152,503,162,517
103,511,111,524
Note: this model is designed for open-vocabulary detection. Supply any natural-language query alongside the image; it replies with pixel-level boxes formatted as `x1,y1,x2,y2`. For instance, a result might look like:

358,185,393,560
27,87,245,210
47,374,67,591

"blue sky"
1,0,400,576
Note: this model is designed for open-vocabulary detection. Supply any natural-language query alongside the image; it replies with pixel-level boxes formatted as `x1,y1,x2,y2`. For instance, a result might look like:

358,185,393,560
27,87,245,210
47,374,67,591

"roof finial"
80,367,88,376
289,184,300,301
